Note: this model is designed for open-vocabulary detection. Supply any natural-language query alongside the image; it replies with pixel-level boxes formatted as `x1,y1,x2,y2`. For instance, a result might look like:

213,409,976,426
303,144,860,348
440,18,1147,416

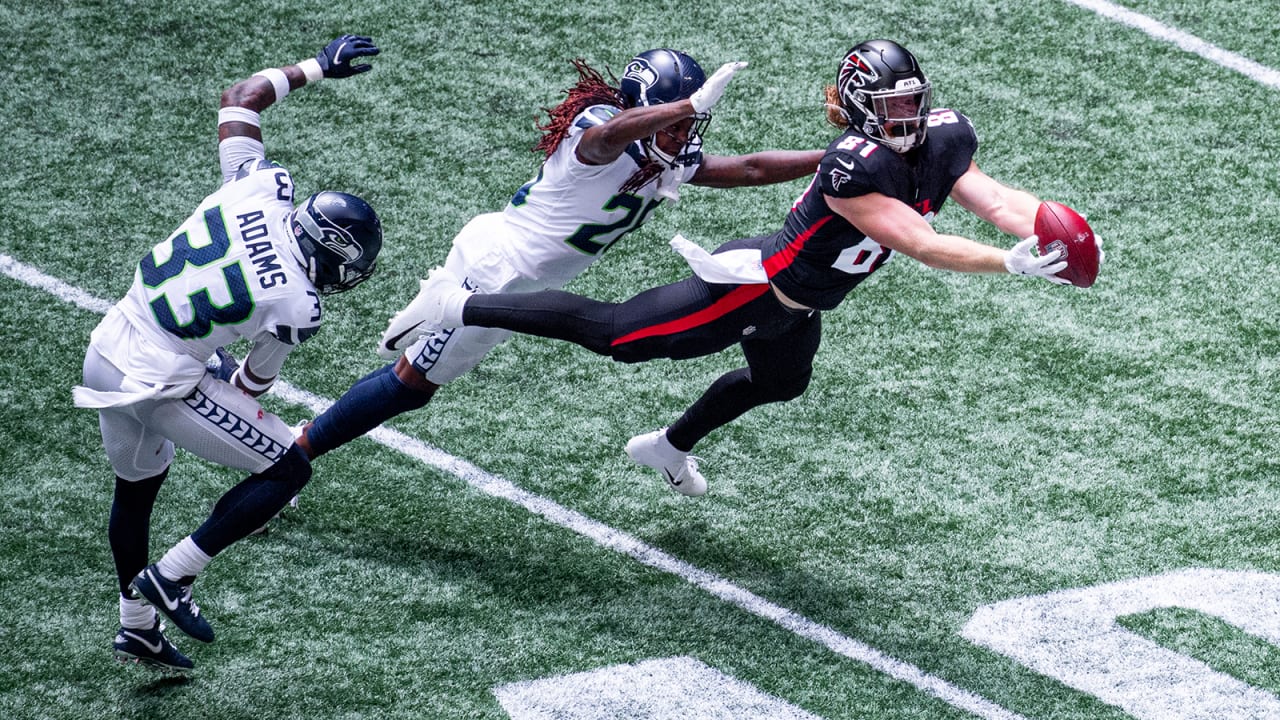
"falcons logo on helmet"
841,53,878,88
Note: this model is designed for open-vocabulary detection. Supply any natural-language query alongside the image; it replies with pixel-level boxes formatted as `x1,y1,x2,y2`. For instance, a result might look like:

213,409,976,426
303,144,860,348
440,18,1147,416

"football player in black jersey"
386,39,1094,496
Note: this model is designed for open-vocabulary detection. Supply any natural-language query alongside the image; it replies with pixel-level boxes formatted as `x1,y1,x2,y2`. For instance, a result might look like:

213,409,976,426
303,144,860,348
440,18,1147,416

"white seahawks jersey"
92,160,319,389
498,104,699,286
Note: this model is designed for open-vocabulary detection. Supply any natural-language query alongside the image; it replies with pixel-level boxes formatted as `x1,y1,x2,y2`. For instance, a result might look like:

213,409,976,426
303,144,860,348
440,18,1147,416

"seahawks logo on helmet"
621,58,661,104
293,196,365,263
289,191,382,295
619,49,707,108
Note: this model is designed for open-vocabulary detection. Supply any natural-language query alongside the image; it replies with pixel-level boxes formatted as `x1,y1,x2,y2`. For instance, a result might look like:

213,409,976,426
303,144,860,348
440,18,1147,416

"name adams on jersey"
109,160,322,372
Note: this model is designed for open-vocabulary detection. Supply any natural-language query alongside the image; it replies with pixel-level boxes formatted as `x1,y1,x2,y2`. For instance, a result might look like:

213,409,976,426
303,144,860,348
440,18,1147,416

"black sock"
109,470,168,595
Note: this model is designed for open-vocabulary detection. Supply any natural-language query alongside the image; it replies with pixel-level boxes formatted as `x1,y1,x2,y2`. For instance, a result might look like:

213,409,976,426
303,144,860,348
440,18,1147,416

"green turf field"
3,0,1279,718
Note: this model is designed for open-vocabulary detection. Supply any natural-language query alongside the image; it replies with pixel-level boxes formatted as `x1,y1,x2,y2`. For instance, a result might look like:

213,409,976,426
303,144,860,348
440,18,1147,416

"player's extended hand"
317,34,379,78
689,61,748,114
1004,235,1070,284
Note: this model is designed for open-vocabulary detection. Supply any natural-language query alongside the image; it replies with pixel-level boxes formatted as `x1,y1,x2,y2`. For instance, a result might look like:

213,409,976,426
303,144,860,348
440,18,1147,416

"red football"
1035,201,1099,288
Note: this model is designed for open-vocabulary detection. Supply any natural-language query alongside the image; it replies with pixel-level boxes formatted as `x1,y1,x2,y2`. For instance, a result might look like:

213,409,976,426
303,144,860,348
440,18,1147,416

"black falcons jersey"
761,108,978,310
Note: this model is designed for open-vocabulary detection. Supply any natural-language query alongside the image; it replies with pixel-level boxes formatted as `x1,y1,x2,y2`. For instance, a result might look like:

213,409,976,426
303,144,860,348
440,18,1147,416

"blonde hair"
823,85,850,129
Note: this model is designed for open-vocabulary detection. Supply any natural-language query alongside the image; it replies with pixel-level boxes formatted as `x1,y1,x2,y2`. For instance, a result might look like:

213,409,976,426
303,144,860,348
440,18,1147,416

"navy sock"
109,470,168,596
306,362,432,456
191,445,312,556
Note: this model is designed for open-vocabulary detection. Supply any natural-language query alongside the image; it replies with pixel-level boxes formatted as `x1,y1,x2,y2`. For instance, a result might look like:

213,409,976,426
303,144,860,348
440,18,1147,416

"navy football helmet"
836,40,932,153
619,49,709,167
287,191,382,295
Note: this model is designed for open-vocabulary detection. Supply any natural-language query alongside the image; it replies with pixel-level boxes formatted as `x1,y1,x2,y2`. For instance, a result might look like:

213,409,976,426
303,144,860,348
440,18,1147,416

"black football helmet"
836,40,932,153
287,191,382,295
619,49,709,167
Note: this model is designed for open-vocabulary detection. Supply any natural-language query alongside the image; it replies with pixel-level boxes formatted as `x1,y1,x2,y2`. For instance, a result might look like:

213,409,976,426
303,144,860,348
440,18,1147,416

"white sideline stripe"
0,254,114,315
3,250,1027,720
1062,0,1280,90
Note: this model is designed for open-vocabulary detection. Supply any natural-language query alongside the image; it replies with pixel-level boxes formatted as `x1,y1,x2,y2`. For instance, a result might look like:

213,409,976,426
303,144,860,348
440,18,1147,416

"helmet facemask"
646,113,710,168
849,81,932,153
837,41,933,154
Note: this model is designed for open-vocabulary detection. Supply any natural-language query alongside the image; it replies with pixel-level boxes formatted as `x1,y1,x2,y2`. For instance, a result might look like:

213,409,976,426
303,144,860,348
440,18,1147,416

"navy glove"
206,347,241,383
317,34,379,78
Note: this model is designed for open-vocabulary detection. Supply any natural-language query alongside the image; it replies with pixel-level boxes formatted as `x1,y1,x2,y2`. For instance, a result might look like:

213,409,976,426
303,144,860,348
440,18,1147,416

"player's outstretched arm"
576,61,747,166
217,35,379,179
948,161,1040,239
689,149,825,188
576,101,700,166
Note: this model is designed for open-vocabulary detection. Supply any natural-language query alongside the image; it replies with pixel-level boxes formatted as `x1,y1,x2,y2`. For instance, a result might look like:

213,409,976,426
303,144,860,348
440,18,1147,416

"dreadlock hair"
534,58,665,194
534,59,621,157
618,153,665,195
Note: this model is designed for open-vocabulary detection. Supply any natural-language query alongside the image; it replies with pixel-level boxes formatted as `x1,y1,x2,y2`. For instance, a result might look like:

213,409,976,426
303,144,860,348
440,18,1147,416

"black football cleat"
113,620,194,675
131,565,215,643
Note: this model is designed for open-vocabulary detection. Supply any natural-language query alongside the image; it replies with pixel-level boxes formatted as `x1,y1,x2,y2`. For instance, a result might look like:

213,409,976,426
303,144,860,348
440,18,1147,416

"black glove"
206,347,241,383
317,34,379,78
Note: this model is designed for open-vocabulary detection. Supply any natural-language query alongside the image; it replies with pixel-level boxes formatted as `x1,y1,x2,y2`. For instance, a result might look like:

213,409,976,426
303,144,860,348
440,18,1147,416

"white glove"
689,61,747,114
1004,235,1070,284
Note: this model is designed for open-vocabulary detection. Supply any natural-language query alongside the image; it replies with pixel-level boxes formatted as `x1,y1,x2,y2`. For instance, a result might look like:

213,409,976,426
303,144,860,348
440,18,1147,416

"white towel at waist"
73,375,201,409
669,234,768,284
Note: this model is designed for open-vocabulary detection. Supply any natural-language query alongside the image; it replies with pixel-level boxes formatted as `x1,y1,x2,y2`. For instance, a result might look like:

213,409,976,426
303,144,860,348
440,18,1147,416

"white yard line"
1062,0,1280,90
4,250,1026,718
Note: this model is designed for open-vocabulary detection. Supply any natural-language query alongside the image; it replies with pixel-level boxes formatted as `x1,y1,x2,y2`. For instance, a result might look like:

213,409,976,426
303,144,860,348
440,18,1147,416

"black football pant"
462,272,821,451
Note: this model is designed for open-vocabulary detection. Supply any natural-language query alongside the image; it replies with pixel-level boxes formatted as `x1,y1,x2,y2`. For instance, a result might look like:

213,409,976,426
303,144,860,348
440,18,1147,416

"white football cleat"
625,428,707,496
377,267,470,359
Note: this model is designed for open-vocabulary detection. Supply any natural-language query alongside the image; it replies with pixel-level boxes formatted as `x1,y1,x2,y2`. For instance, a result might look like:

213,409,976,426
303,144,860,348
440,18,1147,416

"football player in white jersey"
74,34,382,674
295,49,823,462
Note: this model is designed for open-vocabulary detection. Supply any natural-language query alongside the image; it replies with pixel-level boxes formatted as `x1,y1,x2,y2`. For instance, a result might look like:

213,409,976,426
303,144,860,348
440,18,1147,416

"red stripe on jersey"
762,214,835,278
611,283,771,347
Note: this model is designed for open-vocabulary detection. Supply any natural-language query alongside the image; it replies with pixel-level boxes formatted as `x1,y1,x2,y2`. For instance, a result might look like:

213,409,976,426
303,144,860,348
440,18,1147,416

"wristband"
217,106,261,127
252,67,290,101
298,58,324,84
230,366,274,394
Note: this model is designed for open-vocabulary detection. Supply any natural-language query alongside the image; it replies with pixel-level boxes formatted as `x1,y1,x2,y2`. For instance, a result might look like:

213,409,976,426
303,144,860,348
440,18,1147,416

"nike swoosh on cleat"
145,569,181,612
121,630,164,655
664,469,681,487
383,321,426,353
